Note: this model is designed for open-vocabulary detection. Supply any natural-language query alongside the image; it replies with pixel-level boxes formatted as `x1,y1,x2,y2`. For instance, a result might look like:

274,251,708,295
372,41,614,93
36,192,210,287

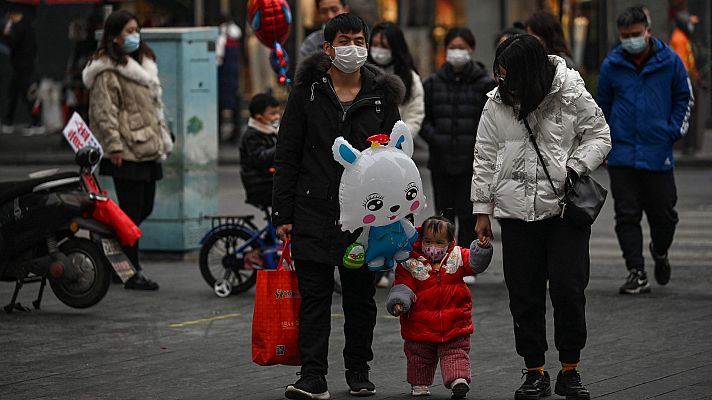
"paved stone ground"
1,167,711,400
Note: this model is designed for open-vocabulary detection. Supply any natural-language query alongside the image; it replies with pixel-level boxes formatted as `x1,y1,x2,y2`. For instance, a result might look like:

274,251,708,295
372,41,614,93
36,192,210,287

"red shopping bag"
82,173,141,247
91,198,142,247
251,238,301,366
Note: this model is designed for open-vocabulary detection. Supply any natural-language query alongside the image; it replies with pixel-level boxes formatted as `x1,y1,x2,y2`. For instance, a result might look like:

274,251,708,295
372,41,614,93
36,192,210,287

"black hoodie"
421,61,496,175
272,52,405,265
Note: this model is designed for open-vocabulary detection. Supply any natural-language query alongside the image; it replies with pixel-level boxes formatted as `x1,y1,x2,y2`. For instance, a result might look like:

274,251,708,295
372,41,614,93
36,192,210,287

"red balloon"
247,0,292,48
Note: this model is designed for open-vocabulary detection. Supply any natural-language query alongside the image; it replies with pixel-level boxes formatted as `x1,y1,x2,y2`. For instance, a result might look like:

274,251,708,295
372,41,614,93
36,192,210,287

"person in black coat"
1,4,39,132
421,27,496,249
272,13,404,399
239,93,280,208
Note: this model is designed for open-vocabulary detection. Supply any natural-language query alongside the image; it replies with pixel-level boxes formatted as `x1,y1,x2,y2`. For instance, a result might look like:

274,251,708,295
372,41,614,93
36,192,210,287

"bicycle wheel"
199,227,260,295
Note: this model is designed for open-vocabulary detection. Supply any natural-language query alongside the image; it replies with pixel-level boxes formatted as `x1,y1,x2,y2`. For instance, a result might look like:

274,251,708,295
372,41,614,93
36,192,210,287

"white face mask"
270,119,280,131
446,49,471,68
370,47,392,66
331,44,368,73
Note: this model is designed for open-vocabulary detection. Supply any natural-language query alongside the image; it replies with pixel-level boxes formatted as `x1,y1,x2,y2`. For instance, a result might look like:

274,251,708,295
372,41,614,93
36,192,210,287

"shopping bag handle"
277,237,293,271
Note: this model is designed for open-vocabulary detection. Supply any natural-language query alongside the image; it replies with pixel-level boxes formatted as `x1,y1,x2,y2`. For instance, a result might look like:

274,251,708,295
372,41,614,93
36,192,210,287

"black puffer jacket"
272,53,404,265
239,125,277,207
420,61,496,175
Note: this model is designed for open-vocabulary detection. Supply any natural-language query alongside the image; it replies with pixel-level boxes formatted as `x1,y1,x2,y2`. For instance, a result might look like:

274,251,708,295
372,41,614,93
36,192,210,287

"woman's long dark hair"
368,22,417,103
92,10,155,65
525,11,572,58
494,34,555,120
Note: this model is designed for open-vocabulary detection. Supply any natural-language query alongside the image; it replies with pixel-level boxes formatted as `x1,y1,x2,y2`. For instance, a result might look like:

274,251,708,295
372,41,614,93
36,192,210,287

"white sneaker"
411,385,430,396
22,125,46,136
376,275,390,288
463,275,476,286
1,124,14,134
450,378,469,399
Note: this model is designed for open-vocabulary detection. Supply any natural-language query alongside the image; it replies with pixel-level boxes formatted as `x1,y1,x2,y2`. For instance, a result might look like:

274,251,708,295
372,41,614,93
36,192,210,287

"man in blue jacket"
598,6,693,295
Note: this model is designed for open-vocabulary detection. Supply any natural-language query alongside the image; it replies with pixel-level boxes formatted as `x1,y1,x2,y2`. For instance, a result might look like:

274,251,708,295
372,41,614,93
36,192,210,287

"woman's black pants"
500,217,590,368
431,172,476,246
112,178,156,271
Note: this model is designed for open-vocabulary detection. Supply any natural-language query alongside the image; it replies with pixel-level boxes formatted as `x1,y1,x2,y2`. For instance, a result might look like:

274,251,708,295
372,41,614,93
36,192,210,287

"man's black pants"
500,217,590,368
113,177,156,270
294,259,376,376
432,172,476,246
3,70,37,126
608,167,678,271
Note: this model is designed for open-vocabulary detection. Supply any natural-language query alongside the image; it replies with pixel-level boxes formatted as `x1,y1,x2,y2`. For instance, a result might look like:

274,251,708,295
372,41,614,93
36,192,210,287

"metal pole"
598,0,608,65
195,0,204,26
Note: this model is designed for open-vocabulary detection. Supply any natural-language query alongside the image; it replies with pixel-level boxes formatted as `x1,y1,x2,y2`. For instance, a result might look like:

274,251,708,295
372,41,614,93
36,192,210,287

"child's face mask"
422,225,452,262
422,244,448,263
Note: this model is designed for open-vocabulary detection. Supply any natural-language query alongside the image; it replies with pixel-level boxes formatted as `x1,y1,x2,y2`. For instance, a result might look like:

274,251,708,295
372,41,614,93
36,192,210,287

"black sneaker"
649,242,671,285
124,272,159,291
515,370,551,399
345,369,376,396
285,374,330,400
619,269,650,294
555,370,590,400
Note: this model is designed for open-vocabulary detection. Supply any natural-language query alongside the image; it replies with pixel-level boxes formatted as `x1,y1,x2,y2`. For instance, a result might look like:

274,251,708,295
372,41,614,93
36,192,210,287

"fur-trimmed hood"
294,52,405,105
83,56,160,90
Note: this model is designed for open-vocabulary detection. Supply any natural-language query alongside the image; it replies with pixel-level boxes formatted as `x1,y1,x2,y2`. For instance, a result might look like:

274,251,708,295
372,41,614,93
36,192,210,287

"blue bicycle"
198,207,282,297
198,207,346,297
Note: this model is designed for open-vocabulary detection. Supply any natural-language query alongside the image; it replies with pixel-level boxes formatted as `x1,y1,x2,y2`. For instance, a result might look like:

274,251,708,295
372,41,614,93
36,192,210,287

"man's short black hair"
324,13,369,44
249,93,279,117
617,6,649,28
315,0,347,8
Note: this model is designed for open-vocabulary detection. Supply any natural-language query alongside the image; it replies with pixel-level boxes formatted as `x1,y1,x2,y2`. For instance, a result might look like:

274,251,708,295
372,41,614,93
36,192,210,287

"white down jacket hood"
471,55,611,221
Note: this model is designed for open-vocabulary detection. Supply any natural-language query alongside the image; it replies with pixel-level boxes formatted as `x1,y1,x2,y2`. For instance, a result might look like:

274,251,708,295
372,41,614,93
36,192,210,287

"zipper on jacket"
343,96,381,121
326,78,347,121
310,82,317,101
325,76,381,122
436,268,443,336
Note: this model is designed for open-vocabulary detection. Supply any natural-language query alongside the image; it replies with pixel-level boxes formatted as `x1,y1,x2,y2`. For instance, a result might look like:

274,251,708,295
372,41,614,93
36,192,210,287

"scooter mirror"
75,147,101,168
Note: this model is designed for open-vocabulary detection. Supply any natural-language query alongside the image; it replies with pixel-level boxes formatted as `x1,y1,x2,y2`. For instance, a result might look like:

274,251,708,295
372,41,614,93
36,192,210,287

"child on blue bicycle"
239,93,281,208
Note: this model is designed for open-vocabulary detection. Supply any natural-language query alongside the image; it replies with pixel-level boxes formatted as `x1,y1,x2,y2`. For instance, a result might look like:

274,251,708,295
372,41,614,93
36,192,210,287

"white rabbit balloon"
332,120,426,271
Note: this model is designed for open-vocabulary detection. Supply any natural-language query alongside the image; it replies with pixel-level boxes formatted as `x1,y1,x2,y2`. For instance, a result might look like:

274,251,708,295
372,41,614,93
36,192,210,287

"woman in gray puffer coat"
472,35,610,400
83,10,173,291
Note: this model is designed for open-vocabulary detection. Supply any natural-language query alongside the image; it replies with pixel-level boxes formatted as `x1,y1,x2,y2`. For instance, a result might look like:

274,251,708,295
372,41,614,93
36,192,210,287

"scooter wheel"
214,279,232,298
50,238,111,309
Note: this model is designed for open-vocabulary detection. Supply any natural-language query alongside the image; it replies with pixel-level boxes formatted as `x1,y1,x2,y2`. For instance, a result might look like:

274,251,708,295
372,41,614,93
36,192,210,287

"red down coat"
394,236,474,343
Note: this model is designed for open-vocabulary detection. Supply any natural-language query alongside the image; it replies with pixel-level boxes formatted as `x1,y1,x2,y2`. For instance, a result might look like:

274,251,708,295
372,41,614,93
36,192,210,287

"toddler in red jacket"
386,216,492,398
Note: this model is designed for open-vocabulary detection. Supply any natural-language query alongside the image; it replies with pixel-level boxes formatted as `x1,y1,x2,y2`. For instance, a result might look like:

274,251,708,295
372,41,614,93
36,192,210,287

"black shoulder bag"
523,119,607,228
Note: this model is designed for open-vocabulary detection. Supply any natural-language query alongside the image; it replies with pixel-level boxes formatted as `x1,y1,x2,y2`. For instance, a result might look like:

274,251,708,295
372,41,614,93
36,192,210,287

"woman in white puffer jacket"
368,22,424,137
472,34,610,400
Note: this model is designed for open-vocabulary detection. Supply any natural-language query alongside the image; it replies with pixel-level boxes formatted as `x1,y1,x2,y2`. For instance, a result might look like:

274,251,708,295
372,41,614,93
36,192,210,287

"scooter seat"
0,172,80,205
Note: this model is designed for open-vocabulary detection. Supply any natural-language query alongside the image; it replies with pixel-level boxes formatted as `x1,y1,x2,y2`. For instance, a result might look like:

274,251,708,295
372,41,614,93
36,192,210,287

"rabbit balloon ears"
333,120,414,168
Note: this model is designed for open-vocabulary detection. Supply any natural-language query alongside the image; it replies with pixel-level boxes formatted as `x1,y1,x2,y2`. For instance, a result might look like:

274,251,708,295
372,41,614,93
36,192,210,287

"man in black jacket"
1,5,39,134
273,13,403,400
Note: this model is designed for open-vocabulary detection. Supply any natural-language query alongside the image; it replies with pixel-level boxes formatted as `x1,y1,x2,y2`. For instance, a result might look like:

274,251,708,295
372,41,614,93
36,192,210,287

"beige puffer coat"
471,56,611,221
83,56,172,162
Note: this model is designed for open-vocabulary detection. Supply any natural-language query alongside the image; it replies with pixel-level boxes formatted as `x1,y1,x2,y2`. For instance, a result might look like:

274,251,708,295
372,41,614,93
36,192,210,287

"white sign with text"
62,112,104,161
